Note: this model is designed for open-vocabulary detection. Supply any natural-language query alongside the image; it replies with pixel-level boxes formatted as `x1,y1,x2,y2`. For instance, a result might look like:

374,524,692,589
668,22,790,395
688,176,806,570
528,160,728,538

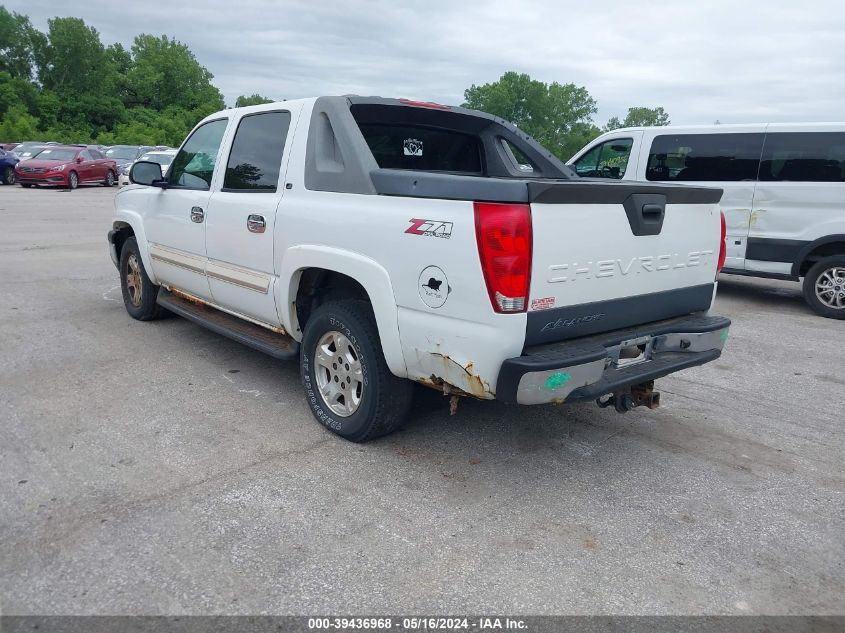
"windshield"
106,146,140,160
140,153,175,166
16,143,45,154
33,148,78,161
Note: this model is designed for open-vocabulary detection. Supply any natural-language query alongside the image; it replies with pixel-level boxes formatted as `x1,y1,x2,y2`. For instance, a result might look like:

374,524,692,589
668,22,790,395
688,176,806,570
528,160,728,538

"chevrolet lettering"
548,251,714,283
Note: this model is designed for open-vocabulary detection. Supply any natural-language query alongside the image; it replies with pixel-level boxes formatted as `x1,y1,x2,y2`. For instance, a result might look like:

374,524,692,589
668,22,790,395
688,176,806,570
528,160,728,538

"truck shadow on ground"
716,275,807,311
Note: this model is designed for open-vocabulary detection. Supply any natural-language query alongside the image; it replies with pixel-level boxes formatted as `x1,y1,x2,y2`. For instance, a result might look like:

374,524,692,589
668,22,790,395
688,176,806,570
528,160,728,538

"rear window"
357,123,483,174
646,133,764,182
760,132,845,182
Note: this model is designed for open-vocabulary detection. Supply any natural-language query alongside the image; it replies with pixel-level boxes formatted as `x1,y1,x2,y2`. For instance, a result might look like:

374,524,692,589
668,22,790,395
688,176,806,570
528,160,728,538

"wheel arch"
792,234,845,277
279,246,407,377
110,212,157,283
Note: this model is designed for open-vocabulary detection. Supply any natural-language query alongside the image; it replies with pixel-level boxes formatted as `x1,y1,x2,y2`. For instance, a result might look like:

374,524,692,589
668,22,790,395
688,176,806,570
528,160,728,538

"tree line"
0,6,669,159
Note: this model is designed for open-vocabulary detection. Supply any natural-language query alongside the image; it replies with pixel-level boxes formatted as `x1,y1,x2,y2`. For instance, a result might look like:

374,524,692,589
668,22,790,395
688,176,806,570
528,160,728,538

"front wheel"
2,166,15,185
68,171,78,190
803,256,845,319
119,236,164,321
301,300,412,442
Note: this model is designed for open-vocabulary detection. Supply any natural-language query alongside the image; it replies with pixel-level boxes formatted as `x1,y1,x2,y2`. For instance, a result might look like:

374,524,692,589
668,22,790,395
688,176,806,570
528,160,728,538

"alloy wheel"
815,266,845,309
313,330,364,417
125,253,143,307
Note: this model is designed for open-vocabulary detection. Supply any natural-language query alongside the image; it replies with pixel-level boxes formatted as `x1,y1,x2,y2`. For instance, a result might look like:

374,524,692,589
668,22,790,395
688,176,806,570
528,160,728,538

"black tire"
68,171,78,190
803,256,845,319
301,300,412,442
119,236,164,321
2,166,15,185
103,170,115,187
21,183,32,188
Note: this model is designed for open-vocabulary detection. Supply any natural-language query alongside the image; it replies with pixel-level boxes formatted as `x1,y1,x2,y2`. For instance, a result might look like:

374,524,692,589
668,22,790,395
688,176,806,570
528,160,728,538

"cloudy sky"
10,0,845,126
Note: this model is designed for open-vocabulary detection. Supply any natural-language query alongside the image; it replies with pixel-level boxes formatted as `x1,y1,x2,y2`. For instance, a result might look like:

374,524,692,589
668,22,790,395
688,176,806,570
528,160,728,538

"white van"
568,123,845,319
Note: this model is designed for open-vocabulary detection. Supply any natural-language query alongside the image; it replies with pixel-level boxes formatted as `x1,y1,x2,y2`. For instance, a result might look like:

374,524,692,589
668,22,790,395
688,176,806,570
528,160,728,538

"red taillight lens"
474,202,532,313
717,211,727,273
398,98,450,110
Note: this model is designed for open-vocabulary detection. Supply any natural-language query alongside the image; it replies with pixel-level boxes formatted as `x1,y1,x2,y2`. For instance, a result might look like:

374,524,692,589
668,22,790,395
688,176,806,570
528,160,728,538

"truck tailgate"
525,181,723,345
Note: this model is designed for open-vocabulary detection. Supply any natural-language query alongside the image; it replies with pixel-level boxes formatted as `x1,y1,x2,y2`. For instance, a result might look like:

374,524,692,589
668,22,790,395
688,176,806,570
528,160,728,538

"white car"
118,149,177,187
108,97,730,442
569,123,845,319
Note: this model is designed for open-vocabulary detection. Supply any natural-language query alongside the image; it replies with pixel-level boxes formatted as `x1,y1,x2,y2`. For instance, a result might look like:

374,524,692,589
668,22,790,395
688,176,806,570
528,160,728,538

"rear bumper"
496,314,730,405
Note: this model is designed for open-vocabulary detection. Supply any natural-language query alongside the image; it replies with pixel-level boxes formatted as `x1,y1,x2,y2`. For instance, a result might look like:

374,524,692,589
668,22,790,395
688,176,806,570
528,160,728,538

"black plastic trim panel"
528,181,723,205
370,171,724,205
525,284,715,346
720,268,799,282
746,237,808,263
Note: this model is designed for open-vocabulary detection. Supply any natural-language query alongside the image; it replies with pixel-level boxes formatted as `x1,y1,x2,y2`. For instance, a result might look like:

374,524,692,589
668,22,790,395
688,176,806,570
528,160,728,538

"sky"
9,0,845,126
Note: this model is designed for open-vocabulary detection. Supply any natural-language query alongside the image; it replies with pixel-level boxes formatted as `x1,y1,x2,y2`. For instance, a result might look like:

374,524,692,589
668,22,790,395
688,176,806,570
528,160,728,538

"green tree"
0,70,37,118
463,71,599,160
34,17,107,95
126,34,224,111
0,104,37,139
0,7,39,79
604,106,670,131
235,93,274,107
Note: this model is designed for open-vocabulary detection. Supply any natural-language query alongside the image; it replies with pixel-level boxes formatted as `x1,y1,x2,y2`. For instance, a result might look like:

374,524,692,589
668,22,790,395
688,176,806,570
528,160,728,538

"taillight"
474,202,532,313
717,211,727,273
398,98,450,110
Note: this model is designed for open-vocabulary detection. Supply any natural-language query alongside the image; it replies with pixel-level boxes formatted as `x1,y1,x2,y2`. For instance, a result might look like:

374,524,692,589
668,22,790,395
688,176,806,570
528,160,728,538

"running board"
156,289,299,361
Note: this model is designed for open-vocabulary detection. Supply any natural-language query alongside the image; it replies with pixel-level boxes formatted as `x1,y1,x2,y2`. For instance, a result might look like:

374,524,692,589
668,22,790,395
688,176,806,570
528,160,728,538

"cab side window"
760,132,845,182
573,139,633,179
169,119,229,190
647,133,764,181
223,111,291,192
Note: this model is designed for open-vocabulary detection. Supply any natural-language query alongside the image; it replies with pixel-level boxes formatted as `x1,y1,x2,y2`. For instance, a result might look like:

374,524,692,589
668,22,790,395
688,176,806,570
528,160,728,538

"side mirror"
130,161,167,187
76,156,84,164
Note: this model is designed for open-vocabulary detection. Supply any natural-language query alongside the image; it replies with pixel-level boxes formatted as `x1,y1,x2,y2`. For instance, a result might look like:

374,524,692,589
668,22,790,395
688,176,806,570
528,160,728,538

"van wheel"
300,300,412,442
119,236,164,321
803,256,845,319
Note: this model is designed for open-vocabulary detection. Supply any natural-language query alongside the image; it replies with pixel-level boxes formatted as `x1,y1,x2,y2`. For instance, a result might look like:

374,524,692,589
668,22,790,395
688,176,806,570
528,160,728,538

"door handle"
190,207,204,223
247,214,266,233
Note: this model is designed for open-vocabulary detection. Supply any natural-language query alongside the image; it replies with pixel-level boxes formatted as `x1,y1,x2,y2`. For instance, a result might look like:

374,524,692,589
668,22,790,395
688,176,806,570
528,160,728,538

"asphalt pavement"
1,185,842,615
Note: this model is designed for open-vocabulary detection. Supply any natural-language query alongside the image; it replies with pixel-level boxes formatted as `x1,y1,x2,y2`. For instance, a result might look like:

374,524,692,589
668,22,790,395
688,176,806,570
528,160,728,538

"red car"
15,145,118,189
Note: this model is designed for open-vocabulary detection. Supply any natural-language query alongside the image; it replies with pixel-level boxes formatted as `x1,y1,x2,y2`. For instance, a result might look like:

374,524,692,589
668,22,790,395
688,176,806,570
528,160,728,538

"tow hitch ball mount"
596,380,661,413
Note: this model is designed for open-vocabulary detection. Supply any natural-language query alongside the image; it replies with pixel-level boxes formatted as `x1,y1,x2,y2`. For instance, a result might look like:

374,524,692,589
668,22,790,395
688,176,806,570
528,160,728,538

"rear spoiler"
370,169,722,204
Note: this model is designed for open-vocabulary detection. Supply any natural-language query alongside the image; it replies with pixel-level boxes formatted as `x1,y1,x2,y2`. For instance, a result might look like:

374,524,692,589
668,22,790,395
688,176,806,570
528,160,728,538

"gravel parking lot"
1,185,843,615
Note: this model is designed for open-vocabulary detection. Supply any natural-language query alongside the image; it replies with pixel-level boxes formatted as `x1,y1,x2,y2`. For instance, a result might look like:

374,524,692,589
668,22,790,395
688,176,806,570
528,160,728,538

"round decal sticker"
418,265,449,308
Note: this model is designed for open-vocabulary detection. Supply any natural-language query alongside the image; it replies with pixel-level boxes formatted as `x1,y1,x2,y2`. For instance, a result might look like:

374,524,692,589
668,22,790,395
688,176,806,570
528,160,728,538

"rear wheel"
119,236,164,321
103,170,115,187
2,166,14,185
68,171,78,190
300,300,412,442
803,256,845,319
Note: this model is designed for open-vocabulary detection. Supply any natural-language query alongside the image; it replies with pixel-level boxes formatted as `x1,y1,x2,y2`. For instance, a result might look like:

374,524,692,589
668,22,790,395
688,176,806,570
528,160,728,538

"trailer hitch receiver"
596,380,661,413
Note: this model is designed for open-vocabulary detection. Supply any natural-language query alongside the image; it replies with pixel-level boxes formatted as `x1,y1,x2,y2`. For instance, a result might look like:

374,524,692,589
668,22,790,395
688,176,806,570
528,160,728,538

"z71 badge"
405,219,453,239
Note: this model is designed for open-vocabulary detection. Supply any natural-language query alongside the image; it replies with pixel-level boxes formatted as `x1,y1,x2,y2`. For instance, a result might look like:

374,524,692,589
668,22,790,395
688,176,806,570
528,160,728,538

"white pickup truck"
108,96,731,442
